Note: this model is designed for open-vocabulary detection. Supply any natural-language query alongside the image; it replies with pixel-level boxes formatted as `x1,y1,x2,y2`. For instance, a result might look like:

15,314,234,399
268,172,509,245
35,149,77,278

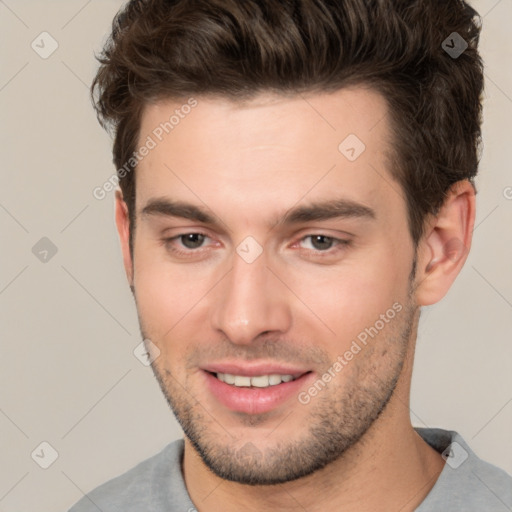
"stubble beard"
139,295,416,486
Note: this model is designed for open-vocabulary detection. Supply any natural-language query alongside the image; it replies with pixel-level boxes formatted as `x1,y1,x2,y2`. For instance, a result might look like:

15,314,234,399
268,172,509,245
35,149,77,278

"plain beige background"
0,1,511,511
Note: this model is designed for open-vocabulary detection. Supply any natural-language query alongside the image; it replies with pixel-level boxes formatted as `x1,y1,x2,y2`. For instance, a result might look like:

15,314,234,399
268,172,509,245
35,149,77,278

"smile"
215,372,297,388
203,369,314,414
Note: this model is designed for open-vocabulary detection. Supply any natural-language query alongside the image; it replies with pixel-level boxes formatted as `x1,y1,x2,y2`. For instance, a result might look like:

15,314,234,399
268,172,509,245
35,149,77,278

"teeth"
268,374,283,385
250,375,270,387
234,375,251,387
223,373,236,385
216,373,296,387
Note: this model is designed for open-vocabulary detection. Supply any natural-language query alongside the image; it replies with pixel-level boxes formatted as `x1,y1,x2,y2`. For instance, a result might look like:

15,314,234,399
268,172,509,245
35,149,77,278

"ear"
414,180,476,306
114,188,134,287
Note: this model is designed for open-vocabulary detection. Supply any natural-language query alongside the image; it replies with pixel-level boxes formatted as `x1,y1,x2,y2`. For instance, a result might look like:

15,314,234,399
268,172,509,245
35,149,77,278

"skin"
115,87,475,511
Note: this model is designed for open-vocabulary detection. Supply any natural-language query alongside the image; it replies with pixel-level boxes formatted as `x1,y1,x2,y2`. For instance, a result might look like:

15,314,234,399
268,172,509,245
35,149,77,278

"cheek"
133,267,204,372
132,244,203,337
281,246,410,345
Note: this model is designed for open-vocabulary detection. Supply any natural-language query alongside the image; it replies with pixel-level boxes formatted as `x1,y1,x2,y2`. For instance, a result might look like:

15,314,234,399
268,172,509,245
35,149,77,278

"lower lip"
203,370,313,415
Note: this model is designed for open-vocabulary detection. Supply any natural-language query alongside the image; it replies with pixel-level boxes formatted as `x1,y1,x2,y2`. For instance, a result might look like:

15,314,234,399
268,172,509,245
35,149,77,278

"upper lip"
202,361,311,378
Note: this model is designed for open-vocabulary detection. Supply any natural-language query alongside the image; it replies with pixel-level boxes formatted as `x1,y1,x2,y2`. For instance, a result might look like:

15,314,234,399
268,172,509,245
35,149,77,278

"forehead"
135,88,404,229
139,87,391,157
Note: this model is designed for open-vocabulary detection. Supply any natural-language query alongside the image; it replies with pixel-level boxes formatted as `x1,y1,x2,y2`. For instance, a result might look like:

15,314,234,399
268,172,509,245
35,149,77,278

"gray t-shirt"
68,428,512,511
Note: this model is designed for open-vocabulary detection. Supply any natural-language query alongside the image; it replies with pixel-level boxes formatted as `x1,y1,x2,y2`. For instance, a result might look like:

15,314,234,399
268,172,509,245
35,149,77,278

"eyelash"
162,232,352,259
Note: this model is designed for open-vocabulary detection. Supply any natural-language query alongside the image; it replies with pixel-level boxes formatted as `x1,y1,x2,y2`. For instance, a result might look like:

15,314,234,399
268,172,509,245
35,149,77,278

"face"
124,88,419,484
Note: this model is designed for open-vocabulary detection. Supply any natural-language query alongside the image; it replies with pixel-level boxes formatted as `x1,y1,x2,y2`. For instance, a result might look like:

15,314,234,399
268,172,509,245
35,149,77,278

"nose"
210,249,292,345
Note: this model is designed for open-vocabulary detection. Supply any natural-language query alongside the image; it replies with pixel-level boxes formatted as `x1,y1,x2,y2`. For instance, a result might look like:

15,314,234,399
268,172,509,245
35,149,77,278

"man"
70,0,512,510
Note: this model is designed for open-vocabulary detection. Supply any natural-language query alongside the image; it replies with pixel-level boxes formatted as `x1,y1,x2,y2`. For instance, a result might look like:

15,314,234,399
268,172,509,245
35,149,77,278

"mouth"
202,366,314,415
208,371,305,388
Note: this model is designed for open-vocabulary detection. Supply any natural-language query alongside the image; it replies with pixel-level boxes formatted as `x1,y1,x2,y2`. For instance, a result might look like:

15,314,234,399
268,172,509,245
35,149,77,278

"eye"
177,233,208,249
300,235,335,251
299,234,349,252
163,232,212,256
161,232,351,260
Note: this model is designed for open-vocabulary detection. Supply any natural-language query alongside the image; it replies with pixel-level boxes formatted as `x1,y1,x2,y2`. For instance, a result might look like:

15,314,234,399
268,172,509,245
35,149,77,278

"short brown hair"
91,0,484,253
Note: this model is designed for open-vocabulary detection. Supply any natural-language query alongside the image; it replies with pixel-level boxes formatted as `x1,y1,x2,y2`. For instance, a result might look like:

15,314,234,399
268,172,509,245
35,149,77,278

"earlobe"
114,188,134,287
414,180,476,306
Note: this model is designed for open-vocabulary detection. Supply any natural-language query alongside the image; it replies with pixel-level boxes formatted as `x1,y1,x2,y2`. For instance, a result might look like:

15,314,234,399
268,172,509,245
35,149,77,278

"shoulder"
416,428,512,511
67,439,193,512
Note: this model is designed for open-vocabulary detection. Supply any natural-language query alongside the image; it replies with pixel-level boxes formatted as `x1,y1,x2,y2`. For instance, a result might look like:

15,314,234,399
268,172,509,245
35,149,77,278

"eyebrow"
140,197,376,229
